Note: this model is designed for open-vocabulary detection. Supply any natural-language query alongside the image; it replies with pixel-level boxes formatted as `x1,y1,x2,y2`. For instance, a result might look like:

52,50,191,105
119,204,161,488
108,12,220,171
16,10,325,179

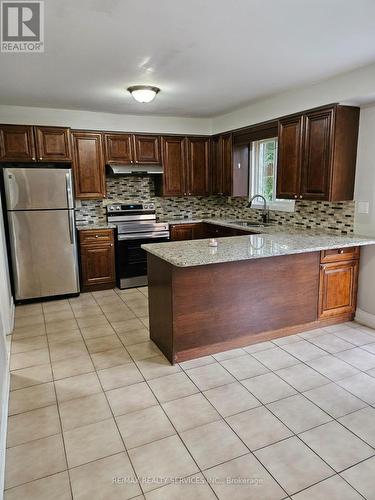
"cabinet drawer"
79,229,114,245
321,246,359,263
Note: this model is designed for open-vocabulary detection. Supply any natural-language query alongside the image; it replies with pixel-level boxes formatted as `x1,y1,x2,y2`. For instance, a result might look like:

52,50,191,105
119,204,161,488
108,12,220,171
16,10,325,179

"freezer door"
8,210,79,300
3,168,74,210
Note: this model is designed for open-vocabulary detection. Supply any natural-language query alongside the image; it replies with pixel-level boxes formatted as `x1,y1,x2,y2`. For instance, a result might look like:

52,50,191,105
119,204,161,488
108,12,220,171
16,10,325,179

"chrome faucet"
248,194,270,224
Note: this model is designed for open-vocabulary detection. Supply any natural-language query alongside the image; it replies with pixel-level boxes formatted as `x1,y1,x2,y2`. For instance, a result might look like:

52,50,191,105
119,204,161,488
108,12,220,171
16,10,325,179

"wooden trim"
174,313,355,362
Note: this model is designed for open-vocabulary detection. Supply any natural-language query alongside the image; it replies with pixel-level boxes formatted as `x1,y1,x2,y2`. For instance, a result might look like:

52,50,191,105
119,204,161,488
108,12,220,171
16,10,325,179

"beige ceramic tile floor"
4,287,375,499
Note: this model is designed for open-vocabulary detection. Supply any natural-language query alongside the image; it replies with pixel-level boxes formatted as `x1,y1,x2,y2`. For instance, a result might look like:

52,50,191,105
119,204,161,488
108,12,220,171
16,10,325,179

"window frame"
249,136,295,213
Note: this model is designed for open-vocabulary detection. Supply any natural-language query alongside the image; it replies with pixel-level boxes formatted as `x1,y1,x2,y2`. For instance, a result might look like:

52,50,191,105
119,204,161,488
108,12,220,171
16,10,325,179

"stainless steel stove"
107,203,169,289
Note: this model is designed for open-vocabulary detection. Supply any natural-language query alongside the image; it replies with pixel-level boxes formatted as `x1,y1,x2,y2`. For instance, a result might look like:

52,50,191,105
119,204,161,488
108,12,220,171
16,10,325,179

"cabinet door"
170,224,194,241
319,260,358,318
210,135,223,195
72,132,106,199
276,116,303,199
161,136,186,196
221,134,233,196
34,126,71,162
104,133,133,164
133,135,161,164
186,137,209,196
301,109,333,200
0,125,35,162
80,244,115,287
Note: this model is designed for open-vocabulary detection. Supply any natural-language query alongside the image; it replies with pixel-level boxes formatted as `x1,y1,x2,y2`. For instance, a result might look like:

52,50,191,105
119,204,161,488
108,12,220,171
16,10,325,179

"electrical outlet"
357,201,370,214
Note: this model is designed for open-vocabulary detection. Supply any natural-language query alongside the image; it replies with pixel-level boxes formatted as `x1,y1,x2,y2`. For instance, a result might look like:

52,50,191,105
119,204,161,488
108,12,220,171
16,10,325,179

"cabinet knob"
39,157,43,160
299,195,303,199
294,195,298,199
188,192,191,196
32,157,36,161
95,235,99,238
339,249,344,254
110,243,114,247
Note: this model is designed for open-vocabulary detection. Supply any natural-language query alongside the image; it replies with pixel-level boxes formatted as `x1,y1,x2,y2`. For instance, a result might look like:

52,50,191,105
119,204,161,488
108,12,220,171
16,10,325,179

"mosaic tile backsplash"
75,176,355,234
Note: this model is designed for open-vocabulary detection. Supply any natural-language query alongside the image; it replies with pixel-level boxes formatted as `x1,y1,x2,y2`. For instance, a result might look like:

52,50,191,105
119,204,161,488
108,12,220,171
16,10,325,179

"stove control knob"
116,206,121,211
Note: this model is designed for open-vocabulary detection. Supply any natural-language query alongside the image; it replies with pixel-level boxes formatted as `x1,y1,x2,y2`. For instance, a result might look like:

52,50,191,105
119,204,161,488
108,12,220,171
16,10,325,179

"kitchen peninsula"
143,222,375,364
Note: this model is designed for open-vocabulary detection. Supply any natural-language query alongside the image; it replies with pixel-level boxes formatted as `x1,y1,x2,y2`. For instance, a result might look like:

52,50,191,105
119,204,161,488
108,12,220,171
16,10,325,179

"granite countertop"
142,218,375,267
76,223,116,231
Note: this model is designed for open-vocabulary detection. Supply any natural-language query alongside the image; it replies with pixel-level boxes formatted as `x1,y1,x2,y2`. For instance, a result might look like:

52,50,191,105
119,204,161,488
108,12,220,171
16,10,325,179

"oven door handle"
117,232,170,241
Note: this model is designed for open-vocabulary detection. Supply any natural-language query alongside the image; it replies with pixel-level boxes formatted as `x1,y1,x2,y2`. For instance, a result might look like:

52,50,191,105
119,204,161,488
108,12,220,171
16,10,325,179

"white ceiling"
1,0,375,118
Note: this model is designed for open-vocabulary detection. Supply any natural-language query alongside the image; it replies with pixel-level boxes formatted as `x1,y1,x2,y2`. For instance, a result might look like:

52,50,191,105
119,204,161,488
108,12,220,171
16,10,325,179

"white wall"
352,103,375,326
0,104,212,135
212,62,375,133
0,192,13,496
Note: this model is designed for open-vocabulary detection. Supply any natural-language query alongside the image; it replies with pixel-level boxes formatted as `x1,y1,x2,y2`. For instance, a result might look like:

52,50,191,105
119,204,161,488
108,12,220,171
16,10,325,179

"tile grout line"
7,298,375,498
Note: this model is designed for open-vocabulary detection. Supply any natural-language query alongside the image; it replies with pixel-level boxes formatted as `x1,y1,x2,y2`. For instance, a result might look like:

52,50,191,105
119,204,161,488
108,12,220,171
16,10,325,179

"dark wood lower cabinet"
79,229,115,291
319,253,359,319
147,247,360,364
170,222,251,241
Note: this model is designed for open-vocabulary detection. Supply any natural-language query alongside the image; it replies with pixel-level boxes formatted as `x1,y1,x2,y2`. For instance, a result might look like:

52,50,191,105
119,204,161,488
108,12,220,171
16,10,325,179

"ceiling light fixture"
127,85,160,103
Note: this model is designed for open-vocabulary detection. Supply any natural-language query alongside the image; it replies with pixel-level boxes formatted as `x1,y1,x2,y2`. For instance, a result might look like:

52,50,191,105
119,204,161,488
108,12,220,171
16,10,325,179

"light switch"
357,201,370,214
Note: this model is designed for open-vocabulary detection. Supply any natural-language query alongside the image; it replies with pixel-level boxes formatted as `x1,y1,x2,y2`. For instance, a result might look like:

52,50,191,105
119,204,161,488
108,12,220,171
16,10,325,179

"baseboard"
0,299,14,498
355,308,375,329
0,350,10,498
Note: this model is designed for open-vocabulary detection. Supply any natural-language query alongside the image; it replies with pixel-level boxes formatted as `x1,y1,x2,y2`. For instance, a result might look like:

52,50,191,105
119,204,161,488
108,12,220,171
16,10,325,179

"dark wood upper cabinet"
210,133,233,196
276,105,359,201
301,109,333,200
0,124,71,163
104,133,133,164
72,131,106,199
34,126,71,162
133,135,161,164
186,137,209,196
277,116,303,199
160,136,186,197
0,125,36,162
232,143,249,197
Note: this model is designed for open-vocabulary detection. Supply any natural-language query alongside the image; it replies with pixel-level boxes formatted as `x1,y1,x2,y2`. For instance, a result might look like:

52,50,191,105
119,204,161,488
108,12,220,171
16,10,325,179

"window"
249,137,295,212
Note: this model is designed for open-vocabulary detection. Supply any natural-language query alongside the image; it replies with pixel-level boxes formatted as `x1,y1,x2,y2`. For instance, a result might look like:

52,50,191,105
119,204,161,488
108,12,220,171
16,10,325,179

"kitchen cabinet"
186,137,210,196
79,229,115,291
210,133,233,196
276,116,303,199
0,124,71,162
104,133,161,165
34,126,71,162
170,222,250,241
170,224,196,241
133,135,160,164
319,247,359,319
160,136,186,196
159,136,210,197
72,131,106,199
276,105,360,201
104,133,133,164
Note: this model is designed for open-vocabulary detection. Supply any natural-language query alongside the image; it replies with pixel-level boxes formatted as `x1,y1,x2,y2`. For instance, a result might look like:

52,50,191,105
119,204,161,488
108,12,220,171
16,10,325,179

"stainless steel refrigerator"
3,167,80,300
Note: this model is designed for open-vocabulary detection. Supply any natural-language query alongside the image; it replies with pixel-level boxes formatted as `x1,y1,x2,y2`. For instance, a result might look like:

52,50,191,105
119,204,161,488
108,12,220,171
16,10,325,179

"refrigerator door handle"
68,210,74,244
65,171,74,209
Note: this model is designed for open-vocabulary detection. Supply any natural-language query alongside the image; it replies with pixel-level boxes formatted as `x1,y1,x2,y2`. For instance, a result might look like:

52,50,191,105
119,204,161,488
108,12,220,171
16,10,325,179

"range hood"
107,164,163,175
